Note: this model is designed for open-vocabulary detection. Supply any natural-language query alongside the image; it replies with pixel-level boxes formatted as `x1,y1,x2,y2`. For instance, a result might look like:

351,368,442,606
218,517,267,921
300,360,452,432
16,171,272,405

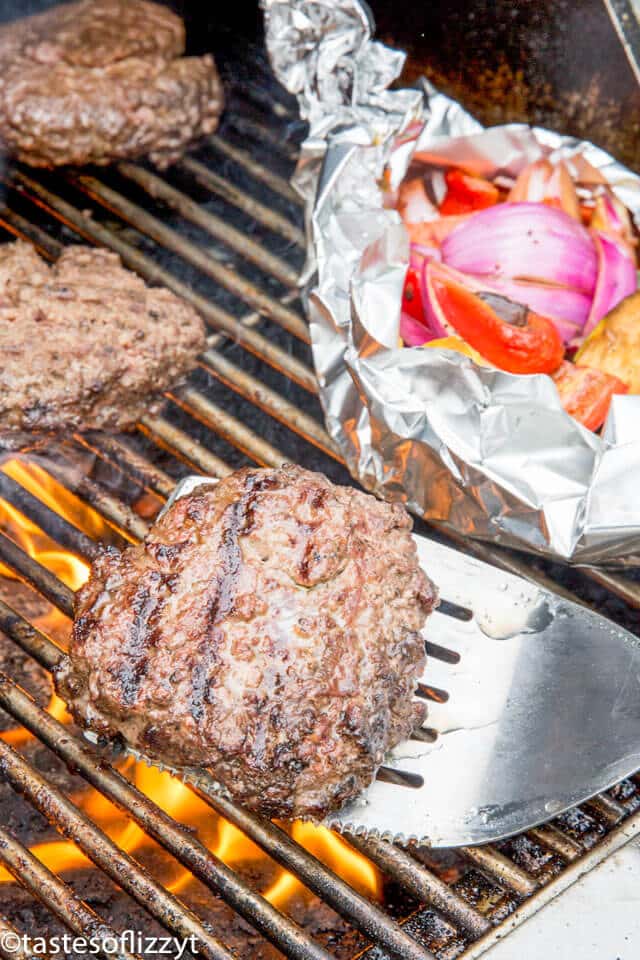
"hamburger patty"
55,466,437,819
0,241,205,441
0,0,223,168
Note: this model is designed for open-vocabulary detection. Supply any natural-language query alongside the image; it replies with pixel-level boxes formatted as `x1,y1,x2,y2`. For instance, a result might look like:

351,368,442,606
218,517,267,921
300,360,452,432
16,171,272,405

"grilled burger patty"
0,241,205,441
0,0,223,168
56,466,437,818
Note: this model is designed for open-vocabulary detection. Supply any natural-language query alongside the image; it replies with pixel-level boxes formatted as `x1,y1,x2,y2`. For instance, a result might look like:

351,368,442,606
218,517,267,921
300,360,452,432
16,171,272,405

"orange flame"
0,458,382,904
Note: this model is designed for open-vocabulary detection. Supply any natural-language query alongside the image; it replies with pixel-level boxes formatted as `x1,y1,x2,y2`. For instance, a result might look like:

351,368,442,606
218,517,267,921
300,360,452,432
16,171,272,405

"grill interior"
0,46,639,960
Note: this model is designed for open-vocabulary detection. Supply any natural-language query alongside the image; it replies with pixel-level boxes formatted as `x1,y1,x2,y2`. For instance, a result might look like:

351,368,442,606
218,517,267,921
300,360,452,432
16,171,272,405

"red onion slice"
441,202,597,295
422,262,459,339
583,232,637,337
400,310,434,346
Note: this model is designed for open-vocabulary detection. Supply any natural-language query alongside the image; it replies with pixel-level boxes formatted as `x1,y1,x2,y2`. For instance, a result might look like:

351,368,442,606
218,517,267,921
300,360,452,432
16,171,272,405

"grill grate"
0,61,639,960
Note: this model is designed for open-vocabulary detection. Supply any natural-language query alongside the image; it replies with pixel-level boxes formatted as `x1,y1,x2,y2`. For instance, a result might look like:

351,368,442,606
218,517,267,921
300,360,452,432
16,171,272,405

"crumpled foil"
264,0,640,565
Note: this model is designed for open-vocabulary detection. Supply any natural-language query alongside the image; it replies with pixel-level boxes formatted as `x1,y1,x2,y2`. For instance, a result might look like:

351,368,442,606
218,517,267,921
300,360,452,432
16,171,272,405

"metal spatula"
157,478,640,847
329,532,640,846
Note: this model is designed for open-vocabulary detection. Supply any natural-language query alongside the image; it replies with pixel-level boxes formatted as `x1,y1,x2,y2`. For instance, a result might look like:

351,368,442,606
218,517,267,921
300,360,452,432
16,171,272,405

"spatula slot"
410,726,439,743
436,599,473,622
417,683,449,703
376,766,425,789
425,640,461,664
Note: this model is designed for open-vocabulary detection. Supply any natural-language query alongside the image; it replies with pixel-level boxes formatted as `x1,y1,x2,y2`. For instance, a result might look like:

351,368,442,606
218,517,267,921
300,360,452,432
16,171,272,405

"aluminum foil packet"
263,0,640,565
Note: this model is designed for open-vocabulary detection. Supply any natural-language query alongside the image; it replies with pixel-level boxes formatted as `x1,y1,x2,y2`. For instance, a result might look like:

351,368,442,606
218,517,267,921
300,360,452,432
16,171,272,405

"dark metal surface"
371,0,640,170
602,0,640,85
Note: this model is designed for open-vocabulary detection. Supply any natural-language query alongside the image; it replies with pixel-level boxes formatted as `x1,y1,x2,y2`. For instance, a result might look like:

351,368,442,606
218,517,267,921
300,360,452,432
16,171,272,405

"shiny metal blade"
328,533,640,846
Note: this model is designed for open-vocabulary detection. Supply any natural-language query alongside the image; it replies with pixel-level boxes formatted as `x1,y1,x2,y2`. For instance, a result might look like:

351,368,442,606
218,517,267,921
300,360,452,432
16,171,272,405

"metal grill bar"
0,205,61,260
233,80,297,123
0,916,55,960
585,793,628,824
344,836,491,937
0,473,99,563
225,113,301,164
115,163,301,288
198,348,340,459
75,434,177,501
167,387,288,467
0,676,342,960
69,173,308,341
527,825,583,861
138,415,233,479
0,599,62,671
0,826,139,960
0,531,74,617
0,741,238,960
42,453,148,543
580,565,640,608
461,846,538,898
207,135,301,204
177,156,305,247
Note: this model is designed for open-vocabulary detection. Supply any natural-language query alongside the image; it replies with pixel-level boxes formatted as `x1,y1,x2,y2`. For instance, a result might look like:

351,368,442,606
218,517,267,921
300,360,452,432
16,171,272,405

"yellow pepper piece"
424,336,490,366
575,292,638,393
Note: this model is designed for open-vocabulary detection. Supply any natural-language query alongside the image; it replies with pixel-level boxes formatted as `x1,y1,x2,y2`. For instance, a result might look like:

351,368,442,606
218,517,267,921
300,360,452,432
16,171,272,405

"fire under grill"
0,52,638,960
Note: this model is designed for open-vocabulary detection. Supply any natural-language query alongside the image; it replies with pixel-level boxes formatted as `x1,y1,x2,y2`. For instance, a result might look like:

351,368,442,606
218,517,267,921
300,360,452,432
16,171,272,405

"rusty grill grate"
0,58,639,960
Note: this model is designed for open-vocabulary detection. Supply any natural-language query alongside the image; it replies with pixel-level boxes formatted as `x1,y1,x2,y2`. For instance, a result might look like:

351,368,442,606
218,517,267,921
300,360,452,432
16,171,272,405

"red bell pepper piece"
402,261,425,325
439,169,500,216
428,265,564,374
551,361,628,431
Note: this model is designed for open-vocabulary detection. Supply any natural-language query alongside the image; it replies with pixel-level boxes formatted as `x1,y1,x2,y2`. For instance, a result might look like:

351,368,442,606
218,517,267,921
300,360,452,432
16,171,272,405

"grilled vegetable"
425,262,564,374
439,169,499,215
402,259,425,326
508,159,580,220
406,215,471,248
575,292,640,393
583,232,637,337
439,201,638,344
552,361,628,430
441,202,597,295
424,336,489,365
590,190,636,253
400,310,432,347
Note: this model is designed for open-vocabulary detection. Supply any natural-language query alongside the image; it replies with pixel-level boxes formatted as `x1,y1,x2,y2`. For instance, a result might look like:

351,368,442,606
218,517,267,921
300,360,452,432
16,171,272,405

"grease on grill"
452,869,519,923
496,834,564,882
